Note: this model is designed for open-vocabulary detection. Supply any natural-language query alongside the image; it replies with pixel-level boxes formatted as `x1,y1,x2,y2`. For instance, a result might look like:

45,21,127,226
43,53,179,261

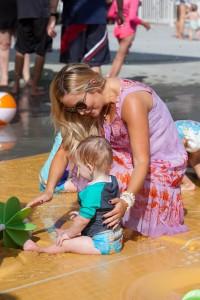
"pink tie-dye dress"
103,79,188,237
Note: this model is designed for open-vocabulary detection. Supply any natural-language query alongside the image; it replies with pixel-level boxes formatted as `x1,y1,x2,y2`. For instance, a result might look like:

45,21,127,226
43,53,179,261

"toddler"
186,3,200,40
24,136,123,255
39,132,76,193
175,120,200,190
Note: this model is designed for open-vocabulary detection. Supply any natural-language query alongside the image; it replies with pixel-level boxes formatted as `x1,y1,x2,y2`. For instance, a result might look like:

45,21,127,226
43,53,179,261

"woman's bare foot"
23,239,40,252
181,183,196,191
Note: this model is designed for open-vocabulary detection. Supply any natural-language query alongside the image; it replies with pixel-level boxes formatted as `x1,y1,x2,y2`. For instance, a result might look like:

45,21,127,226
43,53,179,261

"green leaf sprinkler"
0,196,36,248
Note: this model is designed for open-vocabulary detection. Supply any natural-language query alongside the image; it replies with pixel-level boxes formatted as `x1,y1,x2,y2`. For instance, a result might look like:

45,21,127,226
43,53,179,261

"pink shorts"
114,21,137,39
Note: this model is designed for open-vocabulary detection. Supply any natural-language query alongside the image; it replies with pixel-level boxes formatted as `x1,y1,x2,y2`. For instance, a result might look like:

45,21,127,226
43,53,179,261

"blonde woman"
28,63,187,238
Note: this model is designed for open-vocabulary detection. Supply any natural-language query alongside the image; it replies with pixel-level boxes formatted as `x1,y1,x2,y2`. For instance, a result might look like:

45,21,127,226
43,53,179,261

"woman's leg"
23,236,100,255
181,174,196,191
0,30,12,86
189,151,200,179
107,35,134,77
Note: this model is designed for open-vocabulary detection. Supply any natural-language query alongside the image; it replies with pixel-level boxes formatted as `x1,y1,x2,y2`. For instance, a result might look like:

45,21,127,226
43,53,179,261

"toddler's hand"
26,191,53,208
56,231,70,246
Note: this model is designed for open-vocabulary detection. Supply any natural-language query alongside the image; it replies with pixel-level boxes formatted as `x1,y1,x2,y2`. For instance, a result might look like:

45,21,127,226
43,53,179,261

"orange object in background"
0,92,16,126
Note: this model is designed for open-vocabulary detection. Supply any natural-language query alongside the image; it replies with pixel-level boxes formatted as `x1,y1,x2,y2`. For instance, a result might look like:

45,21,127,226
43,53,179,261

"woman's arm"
121,91,151,195
103,91,152,227
27,145,69,207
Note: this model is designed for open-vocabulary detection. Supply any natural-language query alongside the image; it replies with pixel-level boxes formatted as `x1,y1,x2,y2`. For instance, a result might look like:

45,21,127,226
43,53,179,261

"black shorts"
15,18,51,56
60,24,110,66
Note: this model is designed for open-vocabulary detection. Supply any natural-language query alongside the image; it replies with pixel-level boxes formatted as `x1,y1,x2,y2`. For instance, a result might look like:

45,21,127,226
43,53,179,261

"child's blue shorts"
92,227,123,255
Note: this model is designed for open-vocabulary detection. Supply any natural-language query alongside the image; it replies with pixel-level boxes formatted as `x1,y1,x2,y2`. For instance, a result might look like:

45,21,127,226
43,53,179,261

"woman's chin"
89,110,100,118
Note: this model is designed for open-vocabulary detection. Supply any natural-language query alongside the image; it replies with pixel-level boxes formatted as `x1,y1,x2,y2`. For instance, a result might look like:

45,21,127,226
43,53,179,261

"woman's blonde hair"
75,136,113,173
50,63,106,155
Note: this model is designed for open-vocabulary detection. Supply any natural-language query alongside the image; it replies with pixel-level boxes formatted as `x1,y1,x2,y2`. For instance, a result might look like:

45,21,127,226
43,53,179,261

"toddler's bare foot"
23,239,40,252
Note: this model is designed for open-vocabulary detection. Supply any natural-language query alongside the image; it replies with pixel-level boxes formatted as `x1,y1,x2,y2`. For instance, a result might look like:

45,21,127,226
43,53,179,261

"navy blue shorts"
60,24,110,66
15,18,52,56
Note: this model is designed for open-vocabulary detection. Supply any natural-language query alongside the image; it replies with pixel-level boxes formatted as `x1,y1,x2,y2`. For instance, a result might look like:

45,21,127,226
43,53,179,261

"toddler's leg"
188,28,193,40
23,236,100,255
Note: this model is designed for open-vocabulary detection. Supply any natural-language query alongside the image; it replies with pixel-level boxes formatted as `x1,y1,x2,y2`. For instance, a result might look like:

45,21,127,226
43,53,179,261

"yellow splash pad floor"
0,154,200,300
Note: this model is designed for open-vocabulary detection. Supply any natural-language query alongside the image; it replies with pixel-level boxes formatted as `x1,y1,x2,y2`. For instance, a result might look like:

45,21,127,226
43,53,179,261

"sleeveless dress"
103,79,188,237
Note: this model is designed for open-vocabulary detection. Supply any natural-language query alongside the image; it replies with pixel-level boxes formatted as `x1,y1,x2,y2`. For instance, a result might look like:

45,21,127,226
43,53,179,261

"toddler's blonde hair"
75,136,113,174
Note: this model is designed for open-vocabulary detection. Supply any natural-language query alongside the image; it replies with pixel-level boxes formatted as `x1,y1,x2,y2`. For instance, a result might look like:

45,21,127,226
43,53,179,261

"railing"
139,0,200,25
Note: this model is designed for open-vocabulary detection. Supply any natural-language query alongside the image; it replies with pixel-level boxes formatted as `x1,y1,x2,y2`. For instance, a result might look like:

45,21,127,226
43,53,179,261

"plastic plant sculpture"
0,196,36,248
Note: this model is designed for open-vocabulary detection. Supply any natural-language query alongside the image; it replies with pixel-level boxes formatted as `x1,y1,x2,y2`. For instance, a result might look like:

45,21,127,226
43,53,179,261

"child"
107,0,151,77
186,3,200,40
24,136,123,255
39,132,76,193
175,120,200,190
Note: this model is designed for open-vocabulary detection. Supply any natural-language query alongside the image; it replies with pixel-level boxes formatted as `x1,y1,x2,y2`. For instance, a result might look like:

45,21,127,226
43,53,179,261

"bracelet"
120,191,135,210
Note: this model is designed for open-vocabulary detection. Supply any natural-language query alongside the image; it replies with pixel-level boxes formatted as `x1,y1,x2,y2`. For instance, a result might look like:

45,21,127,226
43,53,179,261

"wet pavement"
0,24,200,160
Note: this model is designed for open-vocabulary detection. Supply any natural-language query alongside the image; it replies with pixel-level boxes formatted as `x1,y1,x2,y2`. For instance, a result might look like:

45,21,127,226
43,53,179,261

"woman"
29,63,188,237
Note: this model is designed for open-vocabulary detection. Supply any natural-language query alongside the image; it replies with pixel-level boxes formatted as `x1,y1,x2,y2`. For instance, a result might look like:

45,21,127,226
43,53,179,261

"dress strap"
117,79,153,117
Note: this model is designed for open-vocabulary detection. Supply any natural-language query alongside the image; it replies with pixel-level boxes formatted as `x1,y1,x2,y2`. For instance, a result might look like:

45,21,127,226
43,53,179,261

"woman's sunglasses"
64,91,88,113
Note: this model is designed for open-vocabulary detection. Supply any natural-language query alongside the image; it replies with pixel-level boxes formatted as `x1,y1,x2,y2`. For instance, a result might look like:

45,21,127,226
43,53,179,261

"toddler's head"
190,3,198,12
75,136,113,180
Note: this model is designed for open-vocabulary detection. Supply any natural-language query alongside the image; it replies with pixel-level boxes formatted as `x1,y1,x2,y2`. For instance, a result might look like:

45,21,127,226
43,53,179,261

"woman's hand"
26,191,53,208
103,198,128,228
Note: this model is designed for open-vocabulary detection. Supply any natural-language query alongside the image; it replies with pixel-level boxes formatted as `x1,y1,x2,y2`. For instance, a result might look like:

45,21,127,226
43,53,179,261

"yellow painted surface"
0,154,200,300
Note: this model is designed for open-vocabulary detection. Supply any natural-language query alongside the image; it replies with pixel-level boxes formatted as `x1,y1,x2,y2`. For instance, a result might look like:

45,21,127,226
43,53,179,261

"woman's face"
61,91,105,118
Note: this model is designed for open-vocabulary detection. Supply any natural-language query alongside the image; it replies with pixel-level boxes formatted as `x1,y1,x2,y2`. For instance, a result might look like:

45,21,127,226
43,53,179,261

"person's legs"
0,30,12,86
22,53,30,84
176,4,186,39
30,18,49,96
31,54,45,95
12,51,25,94
107,35,134,77
23,236,100,254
